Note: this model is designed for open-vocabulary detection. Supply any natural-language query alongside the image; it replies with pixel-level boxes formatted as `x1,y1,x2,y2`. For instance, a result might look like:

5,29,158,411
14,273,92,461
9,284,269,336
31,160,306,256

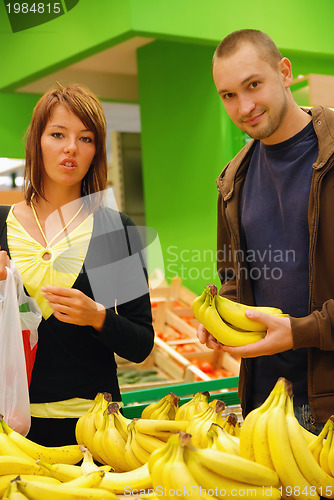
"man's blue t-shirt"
240,120,318,405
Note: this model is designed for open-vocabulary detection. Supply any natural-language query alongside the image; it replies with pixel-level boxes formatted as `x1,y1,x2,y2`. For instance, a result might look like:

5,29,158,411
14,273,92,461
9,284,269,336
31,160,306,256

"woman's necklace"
30,201,84,259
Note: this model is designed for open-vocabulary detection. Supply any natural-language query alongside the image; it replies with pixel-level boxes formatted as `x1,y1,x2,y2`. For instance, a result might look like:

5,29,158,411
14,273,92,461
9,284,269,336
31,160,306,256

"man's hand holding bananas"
194,284,292,358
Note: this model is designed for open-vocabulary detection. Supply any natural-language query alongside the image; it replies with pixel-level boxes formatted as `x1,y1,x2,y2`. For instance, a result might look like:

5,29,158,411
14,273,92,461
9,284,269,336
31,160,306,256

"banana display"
240,377,334,499
193,283,287,346
148,431,281,499
2,384,334,499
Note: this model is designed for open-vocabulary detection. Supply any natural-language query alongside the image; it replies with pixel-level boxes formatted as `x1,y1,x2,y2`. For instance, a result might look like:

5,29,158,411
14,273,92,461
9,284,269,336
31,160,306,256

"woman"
0,85,154,446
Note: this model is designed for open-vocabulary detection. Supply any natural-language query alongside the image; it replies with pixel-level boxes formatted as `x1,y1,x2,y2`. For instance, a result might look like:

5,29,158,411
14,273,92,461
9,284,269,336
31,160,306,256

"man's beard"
243,96,289,142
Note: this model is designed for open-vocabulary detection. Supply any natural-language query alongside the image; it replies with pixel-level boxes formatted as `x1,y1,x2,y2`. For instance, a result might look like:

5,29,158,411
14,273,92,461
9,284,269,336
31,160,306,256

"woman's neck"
33,187,82,218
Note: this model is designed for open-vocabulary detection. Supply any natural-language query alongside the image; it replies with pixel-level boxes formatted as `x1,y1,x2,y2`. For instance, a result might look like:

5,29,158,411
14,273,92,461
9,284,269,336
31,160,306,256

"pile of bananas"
309,415,334,476
240,377,334,499
0,415,119,499
149,431,281,499
193,284,287,346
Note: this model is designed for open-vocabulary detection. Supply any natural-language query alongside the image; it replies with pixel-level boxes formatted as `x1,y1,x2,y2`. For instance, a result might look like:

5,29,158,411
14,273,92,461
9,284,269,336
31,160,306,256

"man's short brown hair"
213,29,283,69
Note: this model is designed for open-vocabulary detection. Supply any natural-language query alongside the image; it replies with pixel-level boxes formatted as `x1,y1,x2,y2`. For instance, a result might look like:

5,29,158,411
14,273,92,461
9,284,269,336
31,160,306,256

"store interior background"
1,0,334,295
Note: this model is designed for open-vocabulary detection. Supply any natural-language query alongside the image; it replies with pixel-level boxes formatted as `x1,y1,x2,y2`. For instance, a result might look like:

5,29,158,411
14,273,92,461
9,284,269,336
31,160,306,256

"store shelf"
121,376,240,419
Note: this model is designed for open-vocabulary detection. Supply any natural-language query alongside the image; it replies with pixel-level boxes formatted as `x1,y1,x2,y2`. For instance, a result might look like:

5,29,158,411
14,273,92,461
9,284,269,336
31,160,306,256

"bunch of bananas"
240,377,334,499
141,392,180,420
309,416,334,477
76,396,132,470
0,413,153,497
174,391,210,421
0,415,82,465
193,284,287,346
148,431,281,499
35,446,153,496
186,400,226,448
206,422,240,455
76,392,189,473
0,416,128,498
4,469,118,500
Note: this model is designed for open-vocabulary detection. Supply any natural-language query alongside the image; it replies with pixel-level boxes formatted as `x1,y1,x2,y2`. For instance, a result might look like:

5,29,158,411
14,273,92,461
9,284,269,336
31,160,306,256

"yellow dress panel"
6,205,93,320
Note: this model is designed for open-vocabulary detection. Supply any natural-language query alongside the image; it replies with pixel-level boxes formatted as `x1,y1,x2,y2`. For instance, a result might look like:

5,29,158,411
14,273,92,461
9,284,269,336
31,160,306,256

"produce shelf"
121,377,240,419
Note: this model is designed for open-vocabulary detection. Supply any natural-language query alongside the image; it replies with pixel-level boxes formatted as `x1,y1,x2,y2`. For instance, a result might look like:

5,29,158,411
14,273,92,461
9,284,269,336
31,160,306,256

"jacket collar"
216,106,334,201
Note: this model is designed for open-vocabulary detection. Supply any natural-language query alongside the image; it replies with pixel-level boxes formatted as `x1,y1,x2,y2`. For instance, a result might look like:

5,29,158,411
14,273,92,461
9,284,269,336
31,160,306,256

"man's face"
212,43,290,144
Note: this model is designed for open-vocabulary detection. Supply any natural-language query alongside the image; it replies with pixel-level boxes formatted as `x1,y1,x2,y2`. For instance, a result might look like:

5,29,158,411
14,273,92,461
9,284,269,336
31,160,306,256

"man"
197,29,334,433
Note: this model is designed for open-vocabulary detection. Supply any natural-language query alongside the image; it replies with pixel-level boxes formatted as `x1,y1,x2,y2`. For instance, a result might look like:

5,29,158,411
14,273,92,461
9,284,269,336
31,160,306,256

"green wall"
0,93,40,158
2,0,334,92
138,40,241,294
2,0,334,293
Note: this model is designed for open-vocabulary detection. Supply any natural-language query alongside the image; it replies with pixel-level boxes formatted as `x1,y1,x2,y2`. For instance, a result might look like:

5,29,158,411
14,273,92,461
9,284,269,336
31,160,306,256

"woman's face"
40,104,96,196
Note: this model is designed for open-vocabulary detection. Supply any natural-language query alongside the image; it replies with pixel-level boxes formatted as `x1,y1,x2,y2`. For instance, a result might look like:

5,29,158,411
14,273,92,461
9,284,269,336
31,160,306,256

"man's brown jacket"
216,106,334,423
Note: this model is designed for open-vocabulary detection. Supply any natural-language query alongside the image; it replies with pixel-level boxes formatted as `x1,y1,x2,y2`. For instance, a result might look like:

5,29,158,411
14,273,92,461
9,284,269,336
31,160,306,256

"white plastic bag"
0,263,40,436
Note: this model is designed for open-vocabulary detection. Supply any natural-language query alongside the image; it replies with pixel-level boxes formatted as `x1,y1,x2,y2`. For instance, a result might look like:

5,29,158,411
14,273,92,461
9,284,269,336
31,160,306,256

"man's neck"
262,99,312,146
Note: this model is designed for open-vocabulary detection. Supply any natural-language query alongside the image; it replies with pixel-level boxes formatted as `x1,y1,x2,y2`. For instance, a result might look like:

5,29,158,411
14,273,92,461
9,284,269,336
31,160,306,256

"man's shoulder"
216,140,256,198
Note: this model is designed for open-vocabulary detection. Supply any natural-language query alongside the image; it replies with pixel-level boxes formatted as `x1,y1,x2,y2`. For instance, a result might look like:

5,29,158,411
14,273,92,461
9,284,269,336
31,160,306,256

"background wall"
2,0,334,294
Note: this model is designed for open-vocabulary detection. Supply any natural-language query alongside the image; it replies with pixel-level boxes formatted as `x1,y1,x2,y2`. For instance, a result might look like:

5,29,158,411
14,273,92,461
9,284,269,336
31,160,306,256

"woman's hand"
42,286,106,331
0,248,10,280
197,310,293,358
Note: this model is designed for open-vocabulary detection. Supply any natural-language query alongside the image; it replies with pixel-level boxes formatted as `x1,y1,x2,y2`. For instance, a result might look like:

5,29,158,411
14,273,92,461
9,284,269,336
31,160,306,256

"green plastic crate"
121,376,239,419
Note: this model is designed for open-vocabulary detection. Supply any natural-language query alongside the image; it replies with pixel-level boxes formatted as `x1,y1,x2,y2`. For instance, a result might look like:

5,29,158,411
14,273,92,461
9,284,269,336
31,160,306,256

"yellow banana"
124,423,144,470
193,290,211,325
267,380,314,499
135,431,166,454
134,418,188,435
191,286,210,322
215,291,284,332
159,433,212,500
185,447,281,499
309,420,328,464
186,401,226,448
113,404,131,441
141,396,167,419
203,292,266,346
206,423,240,455
301,424,317,445
79,446,112,474
149,441,174,496
130,426,151,465
3,480,27,500
239,383,278,461
320,419,333,476
328,417,334,477
37,459,82,482
175,391,210,421
59,469,105,489
91,410,111,466
149,398,170,420
190,446,279,488
16,478,118,500
75,392,105,445
0,474,61,498
1,418,82,465
0,455,43,476
94,393,113,431
100,462,152,494
252,390,279,470
0,423,35,463
220,412,241,436
286,394,334,498
99,406,130,472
